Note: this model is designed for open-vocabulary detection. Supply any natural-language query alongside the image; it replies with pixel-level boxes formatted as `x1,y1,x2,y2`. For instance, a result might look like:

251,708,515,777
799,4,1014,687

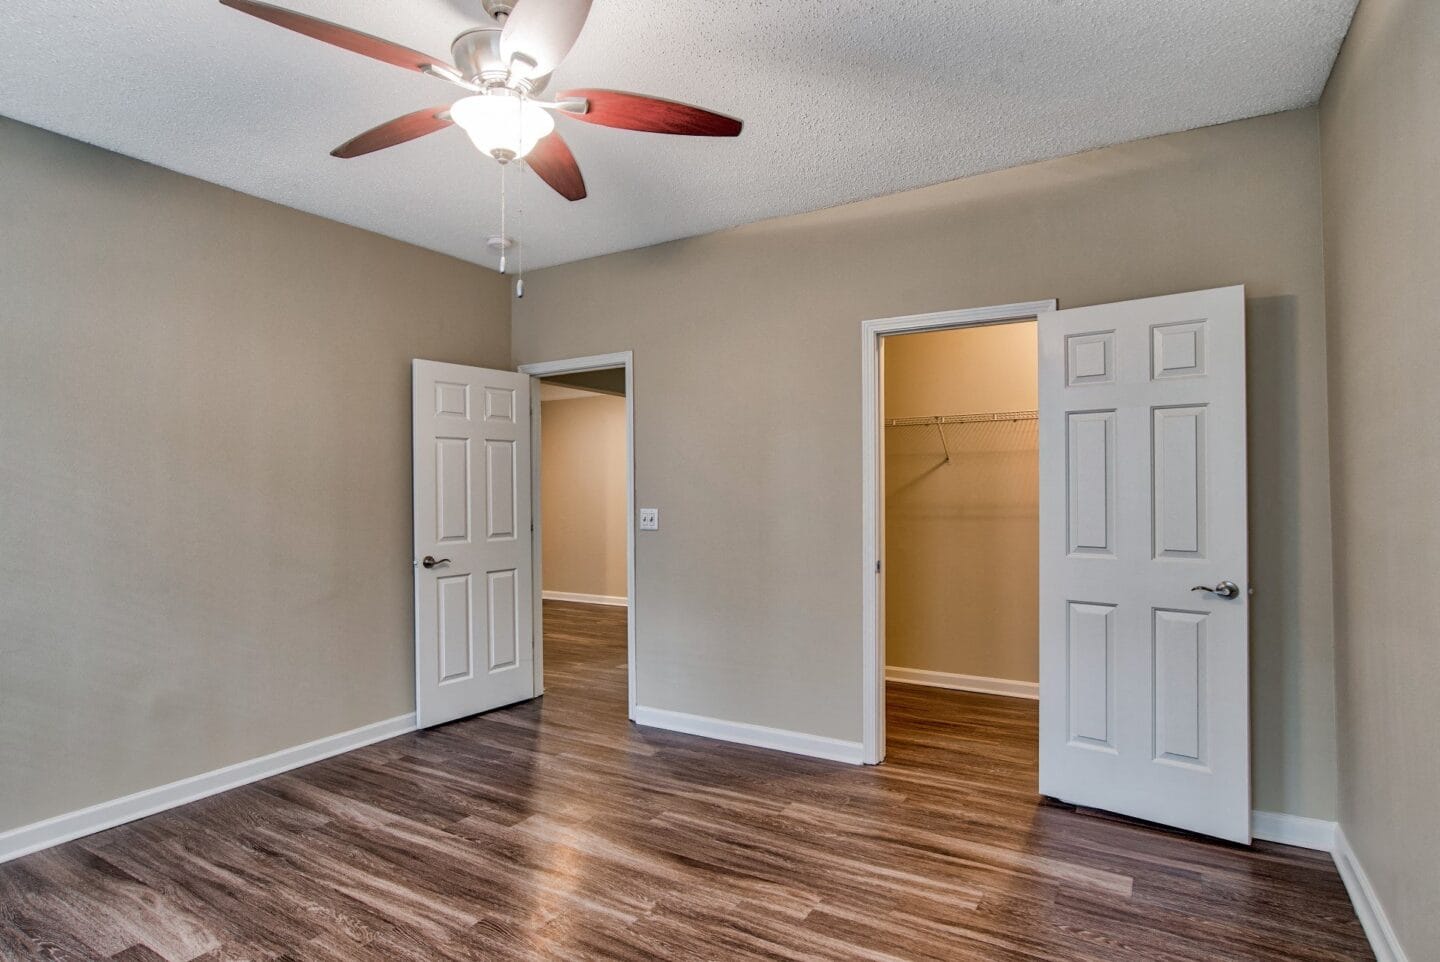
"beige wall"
884,324,1038,682
885,324,1039,420
0,118,510,832
541,394,628,600
1320,0,1439,955
513,108,1338,819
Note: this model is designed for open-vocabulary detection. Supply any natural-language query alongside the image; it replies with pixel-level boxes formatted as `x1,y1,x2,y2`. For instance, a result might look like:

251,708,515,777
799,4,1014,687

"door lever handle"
422,556,451,569
1191,580,1240,599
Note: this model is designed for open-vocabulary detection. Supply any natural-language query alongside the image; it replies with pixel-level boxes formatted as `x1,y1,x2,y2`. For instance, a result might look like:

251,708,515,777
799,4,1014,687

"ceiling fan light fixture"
449,93,554,161
218,0,741,205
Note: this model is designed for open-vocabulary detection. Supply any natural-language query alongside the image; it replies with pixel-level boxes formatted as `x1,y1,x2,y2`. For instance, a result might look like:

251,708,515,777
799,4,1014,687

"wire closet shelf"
884,410,1036,463
884,410,1037,428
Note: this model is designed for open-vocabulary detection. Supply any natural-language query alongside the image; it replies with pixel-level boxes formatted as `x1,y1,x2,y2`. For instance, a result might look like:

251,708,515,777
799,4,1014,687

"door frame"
518,351,637,720
860,300,1057,764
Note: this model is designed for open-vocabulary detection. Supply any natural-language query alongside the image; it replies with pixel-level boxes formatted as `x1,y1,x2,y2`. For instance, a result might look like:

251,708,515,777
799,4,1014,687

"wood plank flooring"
1,601,1372,960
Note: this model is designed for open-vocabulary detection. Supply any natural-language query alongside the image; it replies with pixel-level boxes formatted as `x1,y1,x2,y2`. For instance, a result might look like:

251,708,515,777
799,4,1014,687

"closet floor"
0,601,1371,960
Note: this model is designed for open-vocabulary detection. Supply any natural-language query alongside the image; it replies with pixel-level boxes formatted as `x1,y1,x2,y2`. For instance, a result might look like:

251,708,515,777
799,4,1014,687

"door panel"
1038,286,1249,843
436,438,471,542
1066,601,1115,750
1066,410,1116,556
1153,608,1206,765
1153,406,1207,558
485,439,518,539
487,569,519,670
414,360,534,728
437,574,474,682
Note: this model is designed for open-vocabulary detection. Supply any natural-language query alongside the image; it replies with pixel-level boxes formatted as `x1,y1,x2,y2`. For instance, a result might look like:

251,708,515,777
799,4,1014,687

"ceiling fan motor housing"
451,25,507,87
451,23,548,93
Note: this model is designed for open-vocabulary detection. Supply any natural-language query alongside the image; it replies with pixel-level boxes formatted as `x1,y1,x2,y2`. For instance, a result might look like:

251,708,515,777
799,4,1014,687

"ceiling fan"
219,0,743,202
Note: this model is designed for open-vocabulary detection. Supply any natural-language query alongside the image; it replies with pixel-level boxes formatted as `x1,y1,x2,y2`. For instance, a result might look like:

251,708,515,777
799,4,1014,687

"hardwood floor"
1,601,1371,961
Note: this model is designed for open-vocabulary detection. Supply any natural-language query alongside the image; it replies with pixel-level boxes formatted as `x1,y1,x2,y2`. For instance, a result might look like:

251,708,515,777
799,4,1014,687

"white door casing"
413,360,535,728
860,300,1059,765
1038,286,1250,842
517,352,637,719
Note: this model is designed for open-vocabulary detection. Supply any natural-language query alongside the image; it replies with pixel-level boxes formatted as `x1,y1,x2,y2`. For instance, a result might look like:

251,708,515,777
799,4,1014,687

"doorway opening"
881,319,1041,784
520,352,636,719
860,301,1056,764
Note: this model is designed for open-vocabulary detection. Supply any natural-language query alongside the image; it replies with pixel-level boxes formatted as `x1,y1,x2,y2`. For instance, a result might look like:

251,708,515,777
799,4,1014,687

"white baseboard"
1333,825,1410,962
886,666,1039,700
0,712,416,865
633,705,864,765
542,590,628,607
1250,810,1336,851
1245,815,1408,961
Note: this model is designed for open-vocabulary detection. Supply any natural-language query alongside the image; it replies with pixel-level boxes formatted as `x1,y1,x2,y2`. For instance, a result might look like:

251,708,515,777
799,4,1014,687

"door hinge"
876,559,882,573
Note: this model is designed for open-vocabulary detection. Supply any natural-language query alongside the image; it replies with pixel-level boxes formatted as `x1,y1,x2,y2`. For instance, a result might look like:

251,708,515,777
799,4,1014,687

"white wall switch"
639,508,659,530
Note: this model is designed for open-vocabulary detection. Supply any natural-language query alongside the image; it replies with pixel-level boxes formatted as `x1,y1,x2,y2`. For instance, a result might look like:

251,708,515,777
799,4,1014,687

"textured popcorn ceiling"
0,0,1356,269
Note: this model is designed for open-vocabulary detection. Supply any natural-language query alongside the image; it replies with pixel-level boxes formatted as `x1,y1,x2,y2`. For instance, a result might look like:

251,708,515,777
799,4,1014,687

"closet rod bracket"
933,416,951,464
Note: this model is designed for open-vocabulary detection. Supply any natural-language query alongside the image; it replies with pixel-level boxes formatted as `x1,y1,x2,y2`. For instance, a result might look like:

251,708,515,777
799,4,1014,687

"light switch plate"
639,508,659,531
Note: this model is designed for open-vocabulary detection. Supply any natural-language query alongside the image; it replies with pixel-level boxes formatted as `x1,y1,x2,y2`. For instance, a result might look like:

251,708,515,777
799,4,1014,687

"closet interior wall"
884,322,1039,686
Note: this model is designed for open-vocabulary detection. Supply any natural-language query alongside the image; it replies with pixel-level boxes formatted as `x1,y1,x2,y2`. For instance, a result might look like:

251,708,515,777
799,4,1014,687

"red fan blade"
331,106,454,158
220,0,453,75
558,89,742,137
526,132,587,201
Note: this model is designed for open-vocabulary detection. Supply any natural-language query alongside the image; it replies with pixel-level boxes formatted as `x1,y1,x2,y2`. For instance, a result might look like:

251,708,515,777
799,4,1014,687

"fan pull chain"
513,96,526,297
515,157,526,298
498,159,507,275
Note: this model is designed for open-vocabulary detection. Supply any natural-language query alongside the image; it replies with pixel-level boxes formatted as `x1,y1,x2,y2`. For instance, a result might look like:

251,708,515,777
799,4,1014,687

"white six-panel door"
413,360,535,728
1037,287,1251,843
